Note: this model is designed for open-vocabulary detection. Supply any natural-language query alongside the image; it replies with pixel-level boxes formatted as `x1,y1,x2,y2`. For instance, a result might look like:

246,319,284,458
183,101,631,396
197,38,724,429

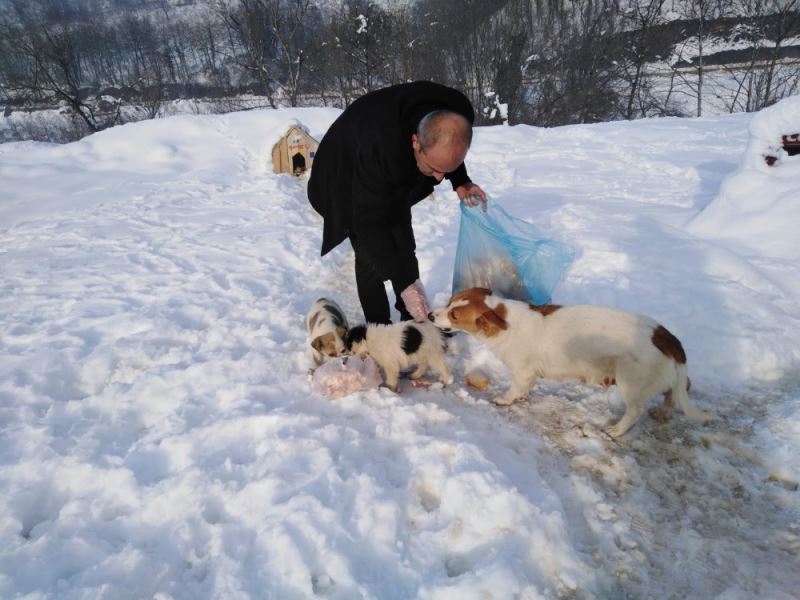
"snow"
1,101,799,599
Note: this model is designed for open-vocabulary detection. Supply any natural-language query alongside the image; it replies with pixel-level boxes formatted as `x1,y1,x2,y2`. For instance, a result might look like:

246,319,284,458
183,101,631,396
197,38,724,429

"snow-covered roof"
276,119,313,140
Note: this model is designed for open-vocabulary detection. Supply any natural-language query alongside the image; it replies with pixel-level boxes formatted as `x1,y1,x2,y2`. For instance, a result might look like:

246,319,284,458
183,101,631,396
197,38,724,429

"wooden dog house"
272,123,319,176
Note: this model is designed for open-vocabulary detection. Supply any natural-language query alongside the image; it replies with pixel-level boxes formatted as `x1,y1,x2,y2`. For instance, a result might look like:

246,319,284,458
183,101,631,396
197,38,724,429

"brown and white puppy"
306,298,349,365
344,321,452,391
431,287,715,437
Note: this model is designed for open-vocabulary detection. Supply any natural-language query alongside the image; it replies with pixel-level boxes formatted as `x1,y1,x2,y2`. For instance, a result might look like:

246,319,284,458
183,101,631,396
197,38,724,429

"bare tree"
446,15,495,123
270,0,321,106
4,14,106,133
746,0,800,109
323,1,394,103
669,0,734,116
212,0,280,106
116,14,168,117
618,0,668,119
371,2,419,86
676,0,800,114
211,0,320,107
523,0,624,126
409,0,530,125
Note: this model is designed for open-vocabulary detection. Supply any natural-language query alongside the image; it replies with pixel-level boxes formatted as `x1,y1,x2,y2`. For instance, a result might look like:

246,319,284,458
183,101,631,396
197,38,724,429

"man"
308,81,487,324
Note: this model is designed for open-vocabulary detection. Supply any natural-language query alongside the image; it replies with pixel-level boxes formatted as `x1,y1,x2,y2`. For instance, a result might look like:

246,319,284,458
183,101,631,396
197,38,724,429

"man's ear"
411,133,420,152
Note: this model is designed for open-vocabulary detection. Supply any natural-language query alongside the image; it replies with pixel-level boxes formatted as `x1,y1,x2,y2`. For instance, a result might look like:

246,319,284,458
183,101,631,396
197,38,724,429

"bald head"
412,110,473,181
416,110,473,151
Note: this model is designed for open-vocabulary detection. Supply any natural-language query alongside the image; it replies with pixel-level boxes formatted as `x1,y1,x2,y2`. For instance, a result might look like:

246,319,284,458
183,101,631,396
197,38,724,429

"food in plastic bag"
311,355,383,399
452,202,575,304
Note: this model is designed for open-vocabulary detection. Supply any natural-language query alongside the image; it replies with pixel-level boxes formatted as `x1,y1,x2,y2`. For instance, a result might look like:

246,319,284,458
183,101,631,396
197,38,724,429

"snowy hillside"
1,104,799,599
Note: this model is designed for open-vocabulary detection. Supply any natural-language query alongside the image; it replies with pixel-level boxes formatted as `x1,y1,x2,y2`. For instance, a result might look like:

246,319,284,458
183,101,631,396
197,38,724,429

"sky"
1,97,799,599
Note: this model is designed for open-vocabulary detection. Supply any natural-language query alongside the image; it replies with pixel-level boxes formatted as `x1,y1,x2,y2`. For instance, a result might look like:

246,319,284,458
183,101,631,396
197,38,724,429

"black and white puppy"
306,298,349,365
345,321,452,391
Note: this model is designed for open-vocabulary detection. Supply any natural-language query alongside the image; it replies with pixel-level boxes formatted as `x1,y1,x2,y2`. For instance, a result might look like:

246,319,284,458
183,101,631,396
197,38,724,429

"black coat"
307,81,474,292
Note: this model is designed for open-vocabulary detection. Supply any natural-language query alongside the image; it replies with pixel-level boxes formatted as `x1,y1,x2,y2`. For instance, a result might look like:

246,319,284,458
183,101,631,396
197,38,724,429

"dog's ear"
335,326,348,340
344,324,367,350
311,336,324,352
450,287,493,304
448,307,459,323
476,308,508,337
325,304,346,328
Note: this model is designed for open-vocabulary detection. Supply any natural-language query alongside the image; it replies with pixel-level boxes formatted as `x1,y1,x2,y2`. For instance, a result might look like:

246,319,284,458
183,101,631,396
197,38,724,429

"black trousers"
353,248,412,324
349,209,419,324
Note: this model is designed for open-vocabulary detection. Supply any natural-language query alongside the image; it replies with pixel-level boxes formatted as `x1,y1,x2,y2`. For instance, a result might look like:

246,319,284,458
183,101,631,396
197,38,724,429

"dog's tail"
672,363,716,422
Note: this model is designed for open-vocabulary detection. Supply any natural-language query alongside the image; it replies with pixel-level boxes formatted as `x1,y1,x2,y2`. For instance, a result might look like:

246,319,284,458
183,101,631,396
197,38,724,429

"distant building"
272,123,319,176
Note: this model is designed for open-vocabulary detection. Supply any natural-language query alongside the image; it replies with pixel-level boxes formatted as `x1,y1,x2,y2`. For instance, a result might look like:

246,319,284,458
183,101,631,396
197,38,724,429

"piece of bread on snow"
466,370,490,390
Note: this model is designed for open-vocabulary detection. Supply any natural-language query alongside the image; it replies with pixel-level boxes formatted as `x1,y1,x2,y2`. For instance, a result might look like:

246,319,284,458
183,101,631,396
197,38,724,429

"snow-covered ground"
1,100,799,599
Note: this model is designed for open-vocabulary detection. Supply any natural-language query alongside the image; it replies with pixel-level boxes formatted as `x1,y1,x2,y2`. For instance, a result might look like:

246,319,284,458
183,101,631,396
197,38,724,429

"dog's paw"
604,423,627,439
493,394,523,406
648,406,673,422
691,408,718,423
378,386,399,399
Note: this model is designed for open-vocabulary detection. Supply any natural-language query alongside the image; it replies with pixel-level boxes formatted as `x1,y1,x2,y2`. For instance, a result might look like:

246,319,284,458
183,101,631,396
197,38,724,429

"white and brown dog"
431,287,715,437
344,321,452,391
306,298,349,365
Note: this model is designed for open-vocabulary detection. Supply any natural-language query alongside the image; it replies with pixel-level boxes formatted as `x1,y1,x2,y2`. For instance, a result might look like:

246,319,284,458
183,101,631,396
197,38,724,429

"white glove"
400,279,431,322
461,193,488,211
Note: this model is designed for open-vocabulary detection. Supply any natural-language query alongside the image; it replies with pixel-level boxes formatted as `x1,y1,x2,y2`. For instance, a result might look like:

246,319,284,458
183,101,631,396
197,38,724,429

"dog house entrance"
292,152,306,175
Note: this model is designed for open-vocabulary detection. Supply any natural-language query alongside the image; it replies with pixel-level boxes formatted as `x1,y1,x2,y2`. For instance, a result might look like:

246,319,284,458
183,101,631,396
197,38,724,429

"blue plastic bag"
452,202,575,304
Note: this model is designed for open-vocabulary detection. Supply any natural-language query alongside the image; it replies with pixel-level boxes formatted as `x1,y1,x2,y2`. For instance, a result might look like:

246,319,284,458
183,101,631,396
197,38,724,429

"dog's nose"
427,312,434,321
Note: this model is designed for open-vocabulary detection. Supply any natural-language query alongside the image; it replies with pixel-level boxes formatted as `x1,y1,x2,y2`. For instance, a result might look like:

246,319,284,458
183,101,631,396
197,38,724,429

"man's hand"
456,182,488,211
400,279,431,322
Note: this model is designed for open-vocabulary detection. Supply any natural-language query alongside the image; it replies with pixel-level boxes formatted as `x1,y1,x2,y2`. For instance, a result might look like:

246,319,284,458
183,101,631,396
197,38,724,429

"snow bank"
688,94,800,260
681,97,800,381
0,107,340,229
1,106,799,599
